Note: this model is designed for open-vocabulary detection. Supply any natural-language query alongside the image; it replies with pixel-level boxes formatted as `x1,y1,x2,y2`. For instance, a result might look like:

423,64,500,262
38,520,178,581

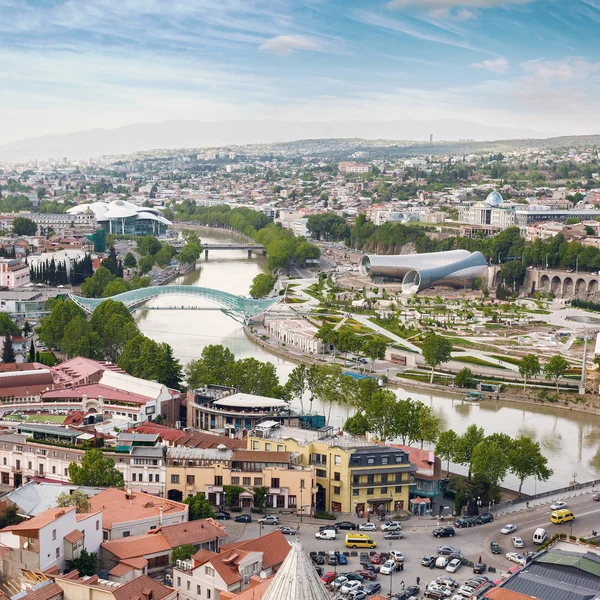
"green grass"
452,355,508,369
490,354,522,366
39,352,57,366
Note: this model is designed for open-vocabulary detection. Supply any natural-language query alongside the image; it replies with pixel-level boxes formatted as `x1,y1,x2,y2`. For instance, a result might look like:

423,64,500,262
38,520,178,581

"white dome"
104,200,138,219
67,202,110,218
485,191,503,207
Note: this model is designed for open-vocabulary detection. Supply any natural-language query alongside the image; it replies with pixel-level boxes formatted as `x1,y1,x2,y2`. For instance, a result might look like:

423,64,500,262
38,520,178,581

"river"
135,227,600,495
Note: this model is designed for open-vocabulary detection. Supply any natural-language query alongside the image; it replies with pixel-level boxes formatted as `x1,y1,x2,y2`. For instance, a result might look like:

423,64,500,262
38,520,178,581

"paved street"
224,491,600,597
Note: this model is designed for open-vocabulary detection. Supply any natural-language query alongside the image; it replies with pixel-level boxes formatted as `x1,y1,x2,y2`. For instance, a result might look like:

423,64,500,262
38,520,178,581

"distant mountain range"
0,119,556,162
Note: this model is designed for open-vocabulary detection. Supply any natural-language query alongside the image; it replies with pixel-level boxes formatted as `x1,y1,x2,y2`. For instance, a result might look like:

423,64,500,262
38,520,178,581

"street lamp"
300,487,303,523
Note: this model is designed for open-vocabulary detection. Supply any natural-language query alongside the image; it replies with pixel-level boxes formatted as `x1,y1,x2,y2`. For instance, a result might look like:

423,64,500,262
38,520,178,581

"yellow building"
165,446,315,514
248,424,416,515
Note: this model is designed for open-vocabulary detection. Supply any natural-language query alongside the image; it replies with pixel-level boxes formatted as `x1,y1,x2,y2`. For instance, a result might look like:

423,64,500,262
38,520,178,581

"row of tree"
315,322,387,368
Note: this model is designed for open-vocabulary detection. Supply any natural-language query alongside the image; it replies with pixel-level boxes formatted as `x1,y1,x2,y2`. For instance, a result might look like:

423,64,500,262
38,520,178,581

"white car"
389,550,405,563
551,501,567,510
381,521,402,532
457,585,476,598
446,558,462,573
436,556,449,568
315,529,336,540
340,581,362,595
512,536,524,548
332,577,349,590
501,524,517,535
506,552,527,566
428,584,452,597
359,523,376,532
379,560,396,575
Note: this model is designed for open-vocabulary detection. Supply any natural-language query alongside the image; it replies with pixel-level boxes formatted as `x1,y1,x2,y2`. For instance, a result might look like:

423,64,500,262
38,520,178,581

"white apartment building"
265,319,322,354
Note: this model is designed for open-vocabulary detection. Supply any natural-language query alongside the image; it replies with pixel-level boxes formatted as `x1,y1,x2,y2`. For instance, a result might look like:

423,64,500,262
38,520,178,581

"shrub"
579,537,587,543
590,540,597,547
560,533,567,539
314,511,336,520
569,535,577,541
230,507,242,513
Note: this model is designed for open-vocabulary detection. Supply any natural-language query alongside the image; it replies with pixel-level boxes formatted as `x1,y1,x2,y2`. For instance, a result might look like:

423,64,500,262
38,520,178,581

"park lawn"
39,351,57,366
452,355,508,369
490,354,522,366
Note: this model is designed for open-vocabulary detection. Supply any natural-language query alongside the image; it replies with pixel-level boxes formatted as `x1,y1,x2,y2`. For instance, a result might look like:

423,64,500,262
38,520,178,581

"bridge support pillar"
204,248,209,260
247,249,253,258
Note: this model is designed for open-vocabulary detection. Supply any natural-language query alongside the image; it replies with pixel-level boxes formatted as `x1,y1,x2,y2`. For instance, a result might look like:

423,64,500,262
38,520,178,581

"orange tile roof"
111,575,175,600
219,530,291,571
122,557,148,570
484,589,537,600
20,582,63,600
108,563,135,577
192,548,219,566
88,487,187,530
101,533,172,560
152,519,225,547
76,510,102,522
221,576,274,600
64,529,84,544
1,507,74,533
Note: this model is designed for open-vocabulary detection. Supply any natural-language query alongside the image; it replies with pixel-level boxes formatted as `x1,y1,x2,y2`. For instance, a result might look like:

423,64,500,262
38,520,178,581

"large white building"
265,319,323,354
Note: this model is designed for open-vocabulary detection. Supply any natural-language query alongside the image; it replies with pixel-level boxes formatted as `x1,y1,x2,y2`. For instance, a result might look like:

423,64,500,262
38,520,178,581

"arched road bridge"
69,285,280,324
202,243,265,259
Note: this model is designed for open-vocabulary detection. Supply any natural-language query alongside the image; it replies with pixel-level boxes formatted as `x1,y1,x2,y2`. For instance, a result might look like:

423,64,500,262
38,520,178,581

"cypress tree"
2,332,15,364
28,340,35,362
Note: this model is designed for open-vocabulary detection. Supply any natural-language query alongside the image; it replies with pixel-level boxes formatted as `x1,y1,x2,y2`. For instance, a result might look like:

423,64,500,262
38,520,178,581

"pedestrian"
400,581,404,590
416,576,420,586
425,582,429,591
479,556,482,563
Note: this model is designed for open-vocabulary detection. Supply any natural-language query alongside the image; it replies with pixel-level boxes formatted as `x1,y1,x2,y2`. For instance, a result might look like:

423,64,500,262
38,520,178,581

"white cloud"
259,34,320,54
388,0,532,8
454,8,476,20
472,57,509,74
520,57,600,84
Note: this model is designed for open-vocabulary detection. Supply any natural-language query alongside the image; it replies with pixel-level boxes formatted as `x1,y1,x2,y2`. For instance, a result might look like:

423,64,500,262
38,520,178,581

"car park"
389,550,404,563
379,560,396,575
422,555,436,567
364,583,382,596
506,552,527,566
259,516,279,525
359,523,376,532
310,552,325,565
328,553,337,566
431,583,453,597
234,514,252,523
446,559,461,573
435,556,449,568
359,552,370,565
501,524,517,534
457,585,476,598
490,541,501,554
473,562,487,574
435,576,459,589
424,589,445,600
512,536,524,548
213,511,231,520
433,526,455,538
370,554,382,564
551,501,567,510
337,521,358,530
341,573,363,582
280,527,297,535
437,545,460,556
475,513,494,524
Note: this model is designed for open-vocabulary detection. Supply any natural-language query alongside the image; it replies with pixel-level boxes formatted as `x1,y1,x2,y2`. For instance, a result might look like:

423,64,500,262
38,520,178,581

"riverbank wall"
173,222,256,244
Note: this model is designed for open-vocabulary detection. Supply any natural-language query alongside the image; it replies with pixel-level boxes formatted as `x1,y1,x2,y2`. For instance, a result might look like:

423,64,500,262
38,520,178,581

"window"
367,457,375,465
197,586,201,595
214,476,223,486
28,461,32,469
103,531,109,541
132,473,137,482
243,477,251,486
381,487,388,494
254,477,263,486
16,446,22,452
155,474,160,483
367,474,374,484
150,525,157,530
395,486,402,493
56,548,59,558
277,445,284,452
288,495,297,507
265,443,271,451
171,474,180,484
52,529,56,540
271,478,280,488
353,489,359,496
395,473,402,483
207,591,211,599
231,476,240,485
123,531,130,537
253,441,259,450
300,479,305,489
205,566,214,576
64,468,68,476
316,469,327,478
138,473,143,482
334,455,341,465
187,581,190,591
187,475,195,485
2,457,5,465
148,474,153,483
381,474,388,484
96,520,99,531
333,486,341,495
367,488,374,495
395,454,404,463
381,456,388,465
38,464,44,475
334,472,341,481
177,578,181,587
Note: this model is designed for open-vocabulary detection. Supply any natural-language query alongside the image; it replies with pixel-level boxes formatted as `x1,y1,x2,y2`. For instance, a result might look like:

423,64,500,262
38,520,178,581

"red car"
356,570,377,580
370,554,382,565
593,494,600,501
321,572,336,585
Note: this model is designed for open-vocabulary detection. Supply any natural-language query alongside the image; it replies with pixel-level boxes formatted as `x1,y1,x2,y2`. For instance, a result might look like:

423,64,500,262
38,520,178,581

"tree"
2,331,15,363
38,299,86,348
315,323,339,360
454,424,485,479
57,490,91,513
0,504,24,528
101,278,130,297
508,436,553,496
68,449,124,487
343,412,370,436
519,354,541,389
0,313,19,336
544,355,569,392
67,549,98,576
454,367,475,388
182,230,201,245
365,389,399,441
184,492,214,520
179,243,202,265
80,266,116,298
12,216,37,236
61,316,102,359
154,246,174,268
336,328,357,365
416,405,441,448
137,235,162,256
500,261,526,290
471,440,509,488
123,252,137,268
363,337,387,370
28,339,35,362
185,345,236,389
436,430,458,476
172,544,196,562
249,274,277,299
422,333,453,383
284,365,307,412
137,254,154,275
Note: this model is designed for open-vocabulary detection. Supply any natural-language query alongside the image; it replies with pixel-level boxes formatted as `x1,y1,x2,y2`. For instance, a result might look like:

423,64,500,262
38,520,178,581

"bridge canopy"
69,285,280,322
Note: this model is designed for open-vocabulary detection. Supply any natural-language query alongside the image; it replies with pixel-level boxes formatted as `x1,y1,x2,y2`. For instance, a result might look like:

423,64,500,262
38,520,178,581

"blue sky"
0,0,599,143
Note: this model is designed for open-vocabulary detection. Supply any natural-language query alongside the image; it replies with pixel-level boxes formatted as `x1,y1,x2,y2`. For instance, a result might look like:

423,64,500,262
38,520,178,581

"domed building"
67,200,171,236
485,190,504,207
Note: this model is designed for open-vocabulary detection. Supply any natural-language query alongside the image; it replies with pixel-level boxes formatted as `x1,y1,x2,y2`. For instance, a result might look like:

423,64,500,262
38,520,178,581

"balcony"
206,485,223,493
11,466,21,473
269,487,288,495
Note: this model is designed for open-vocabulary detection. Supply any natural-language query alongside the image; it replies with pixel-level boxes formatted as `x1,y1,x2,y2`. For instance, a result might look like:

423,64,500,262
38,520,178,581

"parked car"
280,527,297,535
506,552,527,566
501,524,517,535
315,529,336,540
332,576,349,590
437,545,460,556
473,562,487,574
349,590,367,600
328,553,337,566
428,583,452,597
424,589,445,599
593,494,600,501
435,576,459,588
359,552,370,565
370,554,382,564
356,570,377,581
364,583,382,596
340,581,362,595
435,556,449,569
490,541,501,554
381,522,402,533
512,536,524,548
475,512,494,524
338,554,348,566
321,572,336,585
359,523,377,532
389,550,405,563
259,516,280,525
433,526,455,538
421,554,437,567
446,559,461,573
342,573,364,582
337,521,358,530
234,514,252,523
453,517,475,528
384,531,403,540
379,560,396,575
310,552,325,565
314,566,323,577
213,511,231,520
551,501,567,511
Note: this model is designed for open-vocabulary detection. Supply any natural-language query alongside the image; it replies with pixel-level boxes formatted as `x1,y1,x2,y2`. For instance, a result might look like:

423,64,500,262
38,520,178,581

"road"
224,492,600,598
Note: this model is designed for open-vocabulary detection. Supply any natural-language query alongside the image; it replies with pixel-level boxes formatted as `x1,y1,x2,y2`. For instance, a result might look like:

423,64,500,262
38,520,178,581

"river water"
135,228,600,495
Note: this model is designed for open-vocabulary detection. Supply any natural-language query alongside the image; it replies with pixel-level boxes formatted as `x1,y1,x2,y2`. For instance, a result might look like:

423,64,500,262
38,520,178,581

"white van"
533,527,547,545
315,529,336,540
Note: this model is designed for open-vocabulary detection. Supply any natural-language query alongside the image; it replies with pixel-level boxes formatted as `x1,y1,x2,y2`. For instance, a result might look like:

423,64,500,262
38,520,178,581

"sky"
0,0,599,144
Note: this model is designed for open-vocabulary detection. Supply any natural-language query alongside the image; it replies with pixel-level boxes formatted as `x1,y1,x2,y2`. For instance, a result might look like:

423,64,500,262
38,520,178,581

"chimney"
142,589,153,600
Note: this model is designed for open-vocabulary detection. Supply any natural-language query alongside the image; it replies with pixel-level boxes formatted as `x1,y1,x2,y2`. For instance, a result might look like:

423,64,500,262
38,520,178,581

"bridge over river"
202,242,265,259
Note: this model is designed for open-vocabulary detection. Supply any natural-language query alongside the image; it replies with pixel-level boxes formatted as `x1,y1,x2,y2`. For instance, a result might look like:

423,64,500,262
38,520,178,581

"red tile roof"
42,383,151,405
151,519,225,547
19,582,63,600
101,533,172,560
192,548,219,566
112,575,175,600
484,589,537,600
218,530,291,571
64,529,84,543
2,507,74,533
177,431,246,450
126,424,185,443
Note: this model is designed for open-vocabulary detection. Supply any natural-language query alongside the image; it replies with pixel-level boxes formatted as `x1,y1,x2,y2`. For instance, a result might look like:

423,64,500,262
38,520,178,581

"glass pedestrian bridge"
69,285,281,323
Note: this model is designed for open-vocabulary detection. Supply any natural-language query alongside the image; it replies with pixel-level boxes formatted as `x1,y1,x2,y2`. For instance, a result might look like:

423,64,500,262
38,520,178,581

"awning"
410,497,431,505
366,498,392,504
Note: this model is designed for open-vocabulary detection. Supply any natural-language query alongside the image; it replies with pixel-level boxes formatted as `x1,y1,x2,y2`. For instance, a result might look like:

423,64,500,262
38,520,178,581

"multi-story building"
0,213,98,236
247,423,416,515
264,319,322,354
338,162,370,175
165,446,315,513
0,257,30,288
0,505,102,577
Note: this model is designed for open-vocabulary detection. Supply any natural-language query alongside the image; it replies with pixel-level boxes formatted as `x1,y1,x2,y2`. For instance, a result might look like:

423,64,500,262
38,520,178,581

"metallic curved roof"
485,190,504,207
359,249,471,278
